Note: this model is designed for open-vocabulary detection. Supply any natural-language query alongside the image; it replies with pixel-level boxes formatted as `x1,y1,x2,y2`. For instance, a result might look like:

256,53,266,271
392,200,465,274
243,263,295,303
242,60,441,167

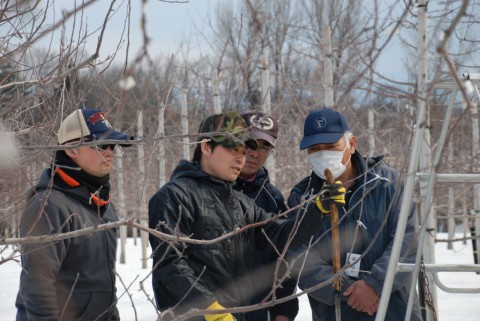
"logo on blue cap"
314,117,327,129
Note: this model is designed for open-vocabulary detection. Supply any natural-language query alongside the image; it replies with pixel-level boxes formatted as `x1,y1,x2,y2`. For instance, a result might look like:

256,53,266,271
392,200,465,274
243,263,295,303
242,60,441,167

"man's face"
66,145,115,177
200,142,247,181
239,139,272,179
307,136,355,166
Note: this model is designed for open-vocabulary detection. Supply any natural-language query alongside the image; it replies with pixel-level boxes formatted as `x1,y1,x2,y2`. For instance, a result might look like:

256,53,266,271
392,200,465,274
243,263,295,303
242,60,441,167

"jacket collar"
171,159,235,188
236,167,269,188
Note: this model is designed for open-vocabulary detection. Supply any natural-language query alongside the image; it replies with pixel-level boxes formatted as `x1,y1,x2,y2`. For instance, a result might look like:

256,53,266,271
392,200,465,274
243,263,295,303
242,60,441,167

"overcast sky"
35,0,479,82
38,0,414,80
40,0,225,64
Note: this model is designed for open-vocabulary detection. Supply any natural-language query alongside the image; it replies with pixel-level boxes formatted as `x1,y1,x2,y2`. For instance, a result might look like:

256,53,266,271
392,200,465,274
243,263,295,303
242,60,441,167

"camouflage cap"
198,111,259,150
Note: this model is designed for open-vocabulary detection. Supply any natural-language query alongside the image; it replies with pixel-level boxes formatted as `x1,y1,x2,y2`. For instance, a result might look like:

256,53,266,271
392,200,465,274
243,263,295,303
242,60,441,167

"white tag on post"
345,253,361,278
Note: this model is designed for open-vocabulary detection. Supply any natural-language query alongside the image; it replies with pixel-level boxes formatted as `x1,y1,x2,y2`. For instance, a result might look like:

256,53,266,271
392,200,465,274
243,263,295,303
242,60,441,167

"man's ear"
200,139,212,158
64,148,78,159
349,136,356,153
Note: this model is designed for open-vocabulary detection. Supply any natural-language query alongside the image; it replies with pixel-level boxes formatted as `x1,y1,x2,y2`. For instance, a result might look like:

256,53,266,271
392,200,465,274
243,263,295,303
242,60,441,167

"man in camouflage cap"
197,111,259,150
148,111,329,321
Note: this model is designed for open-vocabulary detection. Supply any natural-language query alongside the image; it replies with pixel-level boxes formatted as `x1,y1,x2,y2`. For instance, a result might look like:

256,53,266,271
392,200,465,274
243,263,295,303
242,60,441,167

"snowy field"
1,233,479,321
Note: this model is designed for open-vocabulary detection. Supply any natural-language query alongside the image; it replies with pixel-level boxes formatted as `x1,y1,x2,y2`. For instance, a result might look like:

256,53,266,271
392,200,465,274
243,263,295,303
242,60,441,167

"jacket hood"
28,168,100,209
170,160,210,180
28,169,69,199
170,160,235,188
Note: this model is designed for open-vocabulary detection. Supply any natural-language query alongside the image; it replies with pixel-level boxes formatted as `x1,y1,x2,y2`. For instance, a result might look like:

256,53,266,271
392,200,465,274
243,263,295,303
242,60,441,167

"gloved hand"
315,181,346,214
205,301,235,321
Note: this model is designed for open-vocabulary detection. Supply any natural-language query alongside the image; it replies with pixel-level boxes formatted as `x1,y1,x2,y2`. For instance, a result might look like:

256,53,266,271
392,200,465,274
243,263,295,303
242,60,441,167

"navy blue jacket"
288,151,422,321
235,167,287,214
235,167,299,320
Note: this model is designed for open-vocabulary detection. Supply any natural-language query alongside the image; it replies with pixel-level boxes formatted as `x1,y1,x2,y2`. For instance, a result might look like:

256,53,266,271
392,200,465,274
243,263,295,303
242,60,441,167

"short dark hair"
191,140,220,163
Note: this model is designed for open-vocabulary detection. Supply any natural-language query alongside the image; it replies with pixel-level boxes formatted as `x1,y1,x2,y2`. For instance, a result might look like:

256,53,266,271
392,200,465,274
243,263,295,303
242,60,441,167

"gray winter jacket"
15,168,119,321
148,160,327,321
288,151,422,321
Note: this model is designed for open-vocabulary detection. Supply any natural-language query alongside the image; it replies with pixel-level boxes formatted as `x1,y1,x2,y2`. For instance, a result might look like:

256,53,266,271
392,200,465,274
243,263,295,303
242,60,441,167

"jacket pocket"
73,292,114,321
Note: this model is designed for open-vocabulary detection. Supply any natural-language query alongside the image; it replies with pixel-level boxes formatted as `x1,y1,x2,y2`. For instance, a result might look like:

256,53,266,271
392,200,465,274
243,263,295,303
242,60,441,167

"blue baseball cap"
58,109,131,145
300,108,350,150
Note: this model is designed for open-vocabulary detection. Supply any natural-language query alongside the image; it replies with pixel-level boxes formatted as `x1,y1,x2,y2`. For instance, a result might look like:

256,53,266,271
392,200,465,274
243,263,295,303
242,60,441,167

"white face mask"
308,144,351,180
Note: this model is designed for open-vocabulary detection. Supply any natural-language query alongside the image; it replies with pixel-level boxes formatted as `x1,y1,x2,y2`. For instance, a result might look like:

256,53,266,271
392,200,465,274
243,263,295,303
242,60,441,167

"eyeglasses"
249,142,272,155
90,144,117,151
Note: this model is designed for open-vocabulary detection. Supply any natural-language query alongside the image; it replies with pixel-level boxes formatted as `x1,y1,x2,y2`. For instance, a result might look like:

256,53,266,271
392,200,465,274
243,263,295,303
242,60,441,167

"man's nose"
246,148,258,156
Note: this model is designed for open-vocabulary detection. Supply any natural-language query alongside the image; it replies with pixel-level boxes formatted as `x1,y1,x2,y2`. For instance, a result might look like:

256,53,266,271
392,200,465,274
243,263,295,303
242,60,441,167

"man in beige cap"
16,108,132,321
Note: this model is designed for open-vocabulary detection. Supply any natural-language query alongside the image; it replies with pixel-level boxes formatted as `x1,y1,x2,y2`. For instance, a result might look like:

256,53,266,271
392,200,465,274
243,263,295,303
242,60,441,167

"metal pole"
374,84,426,321
375,2,431,318
404,87,456,321
447,140,455,248
416,2,438,320
416,173,480,183
471,83,480,265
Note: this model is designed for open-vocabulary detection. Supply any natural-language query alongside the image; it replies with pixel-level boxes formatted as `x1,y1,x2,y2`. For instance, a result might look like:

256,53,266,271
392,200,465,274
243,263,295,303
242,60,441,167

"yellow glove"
205,301,235,321
316,181,346,214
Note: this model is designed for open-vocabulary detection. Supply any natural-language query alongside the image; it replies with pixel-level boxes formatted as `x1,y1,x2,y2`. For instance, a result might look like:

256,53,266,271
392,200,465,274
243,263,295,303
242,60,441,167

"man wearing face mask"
287,108,422,321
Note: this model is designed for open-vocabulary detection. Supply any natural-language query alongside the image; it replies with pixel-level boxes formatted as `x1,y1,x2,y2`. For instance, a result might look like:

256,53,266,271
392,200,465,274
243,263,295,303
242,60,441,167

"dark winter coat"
288,151,423,321
235,167,299,320
235,167,287,214
148,160,327,321
15,169,119,321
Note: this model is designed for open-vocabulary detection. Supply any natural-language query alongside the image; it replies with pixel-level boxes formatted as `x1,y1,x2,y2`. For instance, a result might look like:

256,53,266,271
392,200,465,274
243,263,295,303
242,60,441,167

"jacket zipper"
223,184,247,308
101,215,116,308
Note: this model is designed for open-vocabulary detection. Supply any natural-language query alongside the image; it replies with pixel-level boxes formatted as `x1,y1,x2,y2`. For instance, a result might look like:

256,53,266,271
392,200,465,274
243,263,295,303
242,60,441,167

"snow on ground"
1,233,479,321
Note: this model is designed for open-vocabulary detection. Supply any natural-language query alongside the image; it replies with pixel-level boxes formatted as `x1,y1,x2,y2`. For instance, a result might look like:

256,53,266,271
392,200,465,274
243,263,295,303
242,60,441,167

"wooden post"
368,108,375,156
115,147,127,264
323,26,334,107
181,86,190,160
325,169,341,321
213,70,222,113
261,54,276,184
157,103,167,188
137,110,148,269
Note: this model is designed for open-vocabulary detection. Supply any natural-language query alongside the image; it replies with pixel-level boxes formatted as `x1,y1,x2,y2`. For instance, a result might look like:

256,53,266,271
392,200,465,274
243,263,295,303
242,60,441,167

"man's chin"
239,170,256,179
